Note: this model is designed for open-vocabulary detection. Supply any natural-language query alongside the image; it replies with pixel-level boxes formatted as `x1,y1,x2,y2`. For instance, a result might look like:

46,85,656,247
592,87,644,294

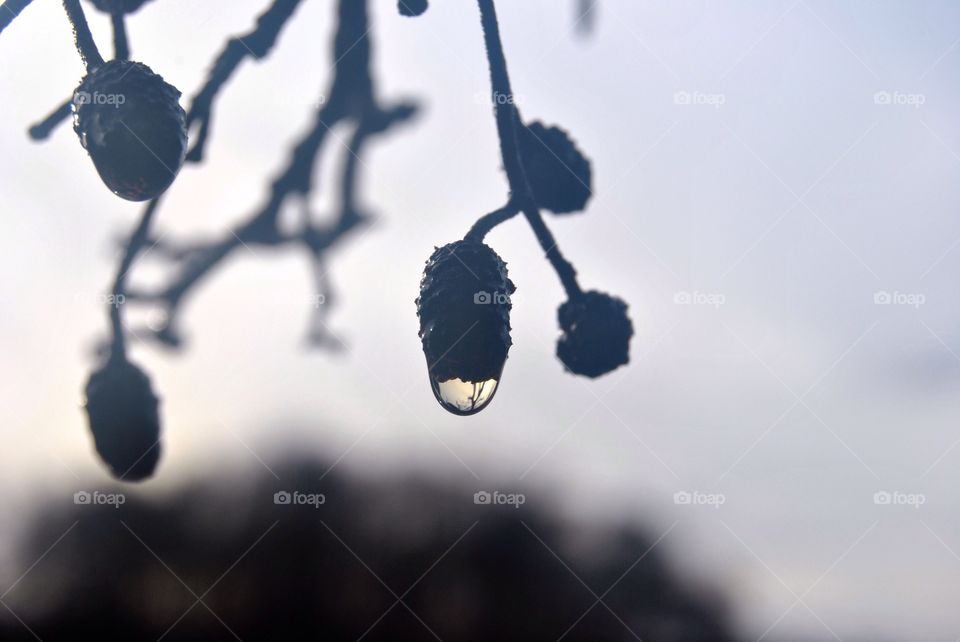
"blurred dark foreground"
0,459,731,641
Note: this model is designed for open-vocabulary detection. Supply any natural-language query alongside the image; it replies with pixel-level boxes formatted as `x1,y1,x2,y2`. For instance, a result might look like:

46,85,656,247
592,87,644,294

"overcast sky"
1,1,959,639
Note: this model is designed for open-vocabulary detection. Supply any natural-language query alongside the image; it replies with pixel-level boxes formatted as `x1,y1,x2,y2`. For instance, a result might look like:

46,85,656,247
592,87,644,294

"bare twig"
465,202,520,242
29,100,72,140
108,196,163,358
28,0,115,141
111,11,128,60
0,0,32,36
62,0,104,71
28,0,156,140
185,0,305,162
476,0,582,297
120,0,417,348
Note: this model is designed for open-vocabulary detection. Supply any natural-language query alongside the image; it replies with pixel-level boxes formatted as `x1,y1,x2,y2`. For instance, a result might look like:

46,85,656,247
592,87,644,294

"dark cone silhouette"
398,0,428,17
557,290,633,377
72,60,187,201
417,239,515,414
88,0,153,15
518,121,592,214
84,356,161,480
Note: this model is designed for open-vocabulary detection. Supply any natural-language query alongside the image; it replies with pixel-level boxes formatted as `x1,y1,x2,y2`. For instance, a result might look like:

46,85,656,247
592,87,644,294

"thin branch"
108,196,163,358
28,100,72,141
62,0,104,71
0,0,32,37
476,0,582,298
575,0,597,36
520,205,581,296
111,12,128,60
121,0,417,347
477,0,527,200
28,4,129,139
464,202,520,242
185,0,305,162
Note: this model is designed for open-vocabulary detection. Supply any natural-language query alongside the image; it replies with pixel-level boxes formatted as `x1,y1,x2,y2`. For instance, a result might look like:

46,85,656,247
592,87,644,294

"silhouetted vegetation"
1,459,731,641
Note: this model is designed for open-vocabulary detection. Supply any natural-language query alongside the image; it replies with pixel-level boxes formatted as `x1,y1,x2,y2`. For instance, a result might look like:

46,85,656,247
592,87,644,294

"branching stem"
109,196,162,359
116,0,416,348
0,0,32,36
465,202,520,242
29,101,72,140
476,0,582,298
62,0,104,71
28,3,131,139
185,0,305,162
111,12,128,60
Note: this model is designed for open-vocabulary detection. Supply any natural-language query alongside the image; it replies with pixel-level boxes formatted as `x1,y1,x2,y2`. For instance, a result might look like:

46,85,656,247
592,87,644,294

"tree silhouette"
0,459,732,641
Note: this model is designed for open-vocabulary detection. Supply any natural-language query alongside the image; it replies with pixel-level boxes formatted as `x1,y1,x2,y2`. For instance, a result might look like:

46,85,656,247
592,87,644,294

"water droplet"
429,376,500,415
146,309,168,332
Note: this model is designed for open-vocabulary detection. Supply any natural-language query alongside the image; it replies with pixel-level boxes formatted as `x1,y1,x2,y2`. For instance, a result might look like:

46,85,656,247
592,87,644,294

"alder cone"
416,239,515,384
518,121,592,214
398,0,428,17
88,0,153,14
72,60,187,201
556,290,633,377
84,357,161,481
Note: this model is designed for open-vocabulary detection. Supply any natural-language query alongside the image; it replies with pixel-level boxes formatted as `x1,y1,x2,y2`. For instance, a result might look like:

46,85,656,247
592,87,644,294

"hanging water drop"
430,376,501,415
